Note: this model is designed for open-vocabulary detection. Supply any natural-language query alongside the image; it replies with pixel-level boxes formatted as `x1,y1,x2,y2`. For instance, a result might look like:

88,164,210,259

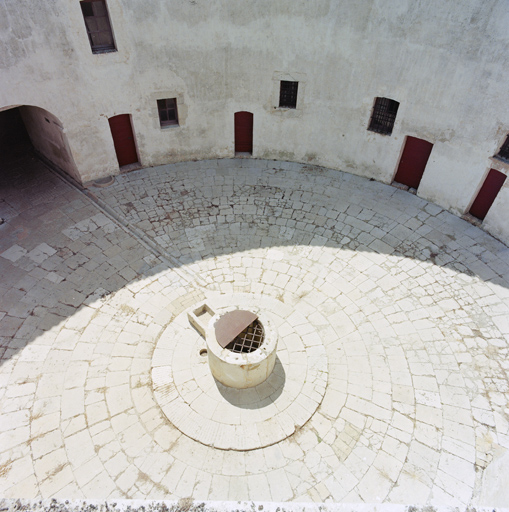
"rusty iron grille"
279,81,299,108
225,319,265,353
368,97,400,135
496,134,509,162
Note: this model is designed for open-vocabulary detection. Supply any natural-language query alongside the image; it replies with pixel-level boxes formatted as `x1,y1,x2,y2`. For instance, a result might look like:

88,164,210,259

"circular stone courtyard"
0,157,508,507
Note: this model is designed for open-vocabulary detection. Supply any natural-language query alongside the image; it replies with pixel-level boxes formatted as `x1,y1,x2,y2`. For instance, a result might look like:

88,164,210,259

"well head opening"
189,301,278,389
214,309,263,350
225,318,265,353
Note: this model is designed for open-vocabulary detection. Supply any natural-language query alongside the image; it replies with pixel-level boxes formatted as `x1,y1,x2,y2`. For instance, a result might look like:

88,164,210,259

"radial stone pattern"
0,157,509,507
152,293,326,450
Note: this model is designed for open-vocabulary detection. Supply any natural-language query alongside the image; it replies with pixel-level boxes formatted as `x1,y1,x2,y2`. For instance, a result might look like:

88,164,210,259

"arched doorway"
234,111,253,155
393,136,433,190
469,168,507,221
108,114,140,168
0,105,79,181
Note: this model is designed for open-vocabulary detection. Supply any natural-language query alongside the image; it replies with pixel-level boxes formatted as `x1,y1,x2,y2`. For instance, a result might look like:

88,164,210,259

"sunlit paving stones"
1,157,509,507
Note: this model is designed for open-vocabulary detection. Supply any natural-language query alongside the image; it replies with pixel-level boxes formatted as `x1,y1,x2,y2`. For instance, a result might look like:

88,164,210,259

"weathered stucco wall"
0,0,508,244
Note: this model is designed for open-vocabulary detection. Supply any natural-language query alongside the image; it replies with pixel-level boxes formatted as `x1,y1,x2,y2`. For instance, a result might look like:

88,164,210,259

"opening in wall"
368,97,399,135
157,98,179,128
469,168,507,221
279,81,299,109
80,0,116,54
0,105,80,181
108,114,140,169
495,134,509,162
393,136,433,190
234,111,253,155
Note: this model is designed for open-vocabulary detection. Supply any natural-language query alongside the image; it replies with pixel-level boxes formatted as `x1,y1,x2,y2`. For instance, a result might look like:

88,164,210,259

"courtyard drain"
92,176,115,188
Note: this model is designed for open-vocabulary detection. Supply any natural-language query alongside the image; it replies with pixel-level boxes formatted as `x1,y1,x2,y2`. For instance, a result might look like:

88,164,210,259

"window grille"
80,0,116,54
279,81,299,109
368,97,400,135
496,134,509,162
157,99,179,127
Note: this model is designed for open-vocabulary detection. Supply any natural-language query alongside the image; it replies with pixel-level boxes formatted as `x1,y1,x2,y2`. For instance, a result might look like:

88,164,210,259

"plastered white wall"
1,0,508,244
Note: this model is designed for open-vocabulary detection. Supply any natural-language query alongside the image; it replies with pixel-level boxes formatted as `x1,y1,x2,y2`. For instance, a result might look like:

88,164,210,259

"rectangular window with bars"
80,0,116,54
279,81,299,109
368,97,400,135
495,134,509,162
157,98,179,127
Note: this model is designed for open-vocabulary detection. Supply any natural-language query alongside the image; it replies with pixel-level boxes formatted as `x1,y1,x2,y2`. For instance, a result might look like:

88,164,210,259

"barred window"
495,134,509,162
157,98,179,127
279,81,299,109
80,0,116,54
368,97,400,135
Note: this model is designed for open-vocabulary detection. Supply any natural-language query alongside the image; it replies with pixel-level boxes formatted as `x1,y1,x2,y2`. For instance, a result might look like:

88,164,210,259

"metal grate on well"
225,319,265,353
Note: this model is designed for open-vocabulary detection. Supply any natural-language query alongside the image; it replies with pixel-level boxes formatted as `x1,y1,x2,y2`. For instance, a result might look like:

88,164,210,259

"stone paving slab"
1,156,509,507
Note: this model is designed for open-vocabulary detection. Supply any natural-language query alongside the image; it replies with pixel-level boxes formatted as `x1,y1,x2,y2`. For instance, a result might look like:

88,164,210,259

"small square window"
80,0,116,54
157,98,179,127
495,134,509,162
279,81,298,109
368,97,400,135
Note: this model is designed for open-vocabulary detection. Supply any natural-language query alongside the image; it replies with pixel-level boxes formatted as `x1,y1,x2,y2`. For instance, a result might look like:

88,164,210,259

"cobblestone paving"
1,155,509,507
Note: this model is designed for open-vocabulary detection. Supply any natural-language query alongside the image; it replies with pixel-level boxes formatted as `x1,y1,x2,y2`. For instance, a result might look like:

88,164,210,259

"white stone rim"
151,292,329,450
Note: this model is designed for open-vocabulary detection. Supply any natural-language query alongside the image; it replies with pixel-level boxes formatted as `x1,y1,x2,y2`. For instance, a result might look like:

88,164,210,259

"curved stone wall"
1,0,508,244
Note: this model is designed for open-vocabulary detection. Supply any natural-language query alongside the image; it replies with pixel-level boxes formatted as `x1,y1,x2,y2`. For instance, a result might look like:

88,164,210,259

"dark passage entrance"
0,108,31,161
108,114,139,167
394,136,434,189
469,169,507,221
234,111,253,154
0,105,79,181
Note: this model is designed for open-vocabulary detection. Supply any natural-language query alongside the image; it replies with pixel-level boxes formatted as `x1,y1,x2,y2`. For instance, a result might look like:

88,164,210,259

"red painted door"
394,136,434,189
235,111,253,153
469,169,506,220
108,114,138,167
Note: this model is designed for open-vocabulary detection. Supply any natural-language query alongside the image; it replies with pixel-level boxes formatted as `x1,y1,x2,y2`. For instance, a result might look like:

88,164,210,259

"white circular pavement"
1,158,509,507
151,293,327,450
